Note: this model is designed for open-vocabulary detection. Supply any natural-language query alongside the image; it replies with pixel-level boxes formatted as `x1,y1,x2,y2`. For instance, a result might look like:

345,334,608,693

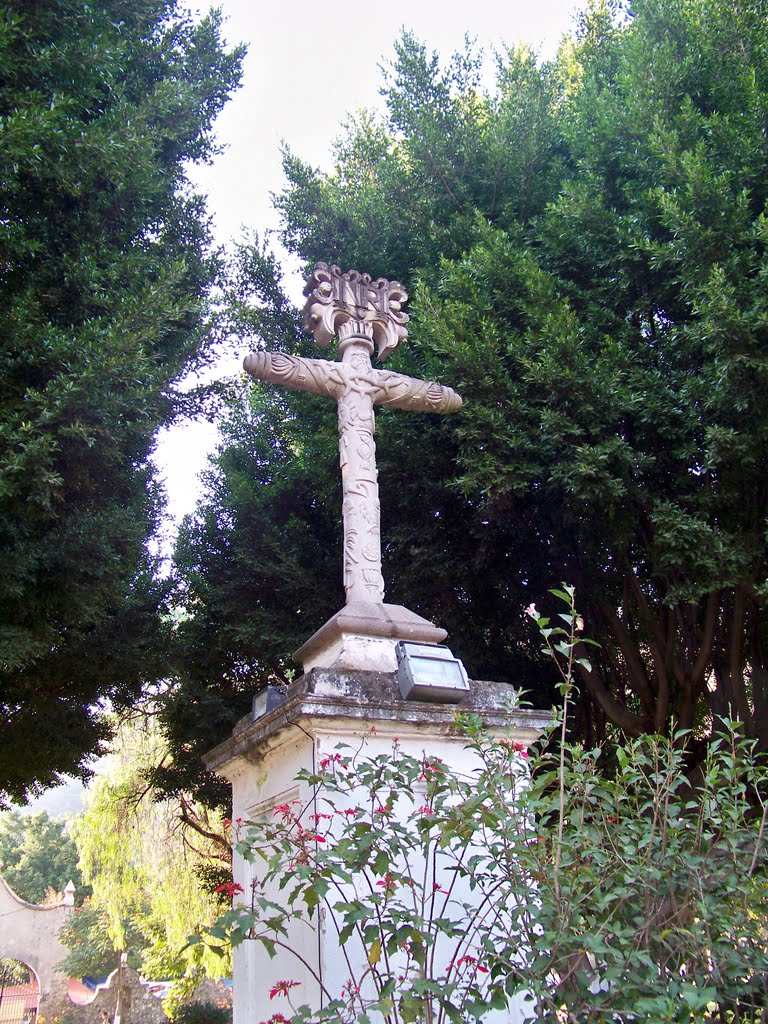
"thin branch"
599,601,655,709
178,794,231,854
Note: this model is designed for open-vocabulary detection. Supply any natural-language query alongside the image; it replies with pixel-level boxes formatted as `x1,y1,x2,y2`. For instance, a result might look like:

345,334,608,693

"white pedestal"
293,602,448,673
206,669,548,1024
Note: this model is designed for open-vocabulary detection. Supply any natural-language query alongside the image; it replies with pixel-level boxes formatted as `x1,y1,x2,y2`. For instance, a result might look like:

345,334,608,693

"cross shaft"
243,265,462,606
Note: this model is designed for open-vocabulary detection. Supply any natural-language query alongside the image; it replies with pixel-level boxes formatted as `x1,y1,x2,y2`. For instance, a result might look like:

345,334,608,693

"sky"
191,0,579,250
152,0,582,542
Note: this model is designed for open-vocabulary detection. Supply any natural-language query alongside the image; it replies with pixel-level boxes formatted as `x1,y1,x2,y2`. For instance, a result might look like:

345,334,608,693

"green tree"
162,392,341,803
414,0,768,743
0,0,243,805
162,248,343,802
173,0,768,760
71,715,230,980
0,809,81,903
0,959,31,986
163,34,576,778
59,898,145,979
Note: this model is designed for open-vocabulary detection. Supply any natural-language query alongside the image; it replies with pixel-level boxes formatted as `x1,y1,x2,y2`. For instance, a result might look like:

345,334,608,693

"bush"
202,589,768,1023
168,1001,231,1024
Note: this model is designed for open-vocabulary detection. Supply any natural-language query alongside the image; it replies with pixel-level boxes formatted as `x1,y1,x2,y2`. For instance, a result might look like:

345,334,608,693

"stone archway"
0,880,169,1024
0,877,74,1020
0,957,40,1024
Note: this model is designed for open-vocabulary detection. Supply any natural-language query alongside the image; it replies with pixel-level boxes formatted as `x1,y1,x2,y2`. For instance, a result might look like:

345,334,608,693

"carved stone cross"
243,263,462,608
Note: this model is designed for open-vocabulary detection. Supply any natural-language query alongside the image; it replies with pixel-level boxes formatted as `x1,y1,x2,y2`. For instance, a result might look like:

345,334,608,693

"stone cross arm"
243,351,462,415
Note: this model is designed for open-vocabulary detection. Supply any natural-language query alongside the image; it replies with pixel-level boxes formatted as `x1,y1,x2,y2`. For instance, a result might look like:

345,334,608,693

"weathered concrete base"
205,669,548,1024
293,602,447,673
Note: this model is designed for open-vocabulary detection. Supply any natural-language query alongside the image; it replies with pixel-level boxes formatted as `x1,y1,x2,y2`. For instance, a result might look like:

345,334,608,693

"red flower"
214,881,244,897
501,740,529,757
448,954,489,975
269,980,300,1000
419,758,445,780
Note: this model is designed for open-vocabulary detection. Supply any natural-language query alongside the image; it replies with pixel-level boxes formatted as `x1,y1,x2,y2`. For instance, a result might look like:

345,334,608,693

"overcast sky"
191,0,579,246
153,0,582,543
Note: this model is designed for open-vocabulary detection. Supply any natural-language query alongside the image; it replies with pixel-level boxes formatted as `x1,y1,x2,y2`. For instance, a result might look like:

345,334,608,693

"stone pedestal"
205,668,548,1024
293,601,447,673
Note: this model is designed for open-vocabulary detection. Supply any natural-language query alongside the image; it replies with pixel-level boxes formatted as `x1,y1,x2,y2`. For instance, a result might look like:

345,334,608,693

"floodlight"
395,642,470,703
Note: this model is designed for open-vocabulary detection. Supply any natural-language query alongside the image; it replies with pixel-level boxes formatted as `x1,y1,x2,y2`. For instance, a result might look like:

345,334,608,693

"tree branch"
690,590,720,689
599,601,655,711
575,656,651,737
727,586,752,730
178,794,231,856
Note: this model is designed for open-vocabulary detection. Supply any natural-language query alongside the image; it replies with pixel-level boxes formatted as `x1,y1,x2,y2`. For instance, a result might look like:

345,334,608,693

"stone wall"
0,876,73,1010
184,979,231,1012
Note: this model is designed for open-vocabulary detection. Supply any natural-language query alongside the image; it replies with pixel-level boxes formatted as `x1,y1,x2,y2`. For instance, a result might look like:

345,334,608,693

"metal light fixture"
395,642,470,703
252,684,288,721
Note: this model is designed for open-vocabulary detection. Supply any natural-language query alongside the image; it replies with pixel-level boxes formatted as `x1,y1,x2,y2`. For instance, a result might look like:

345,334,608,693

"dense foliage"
167,1000,232,1024
0,809,81,903
68,716,230,980
59,898,145,979
0,958,31,988
170,0,768,769
0,0,243,804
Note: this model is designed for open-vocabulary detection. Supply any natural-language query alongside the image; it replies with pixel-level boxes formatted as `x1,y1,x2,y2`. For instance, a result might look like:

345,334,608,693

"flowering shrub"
197,724,532,1023
198,588,768,1023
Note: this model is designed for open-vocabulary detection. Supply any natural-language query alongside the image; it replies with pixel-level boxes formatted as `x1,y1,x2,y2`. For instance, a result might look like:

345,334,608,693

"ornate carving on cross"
243,262,462,607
